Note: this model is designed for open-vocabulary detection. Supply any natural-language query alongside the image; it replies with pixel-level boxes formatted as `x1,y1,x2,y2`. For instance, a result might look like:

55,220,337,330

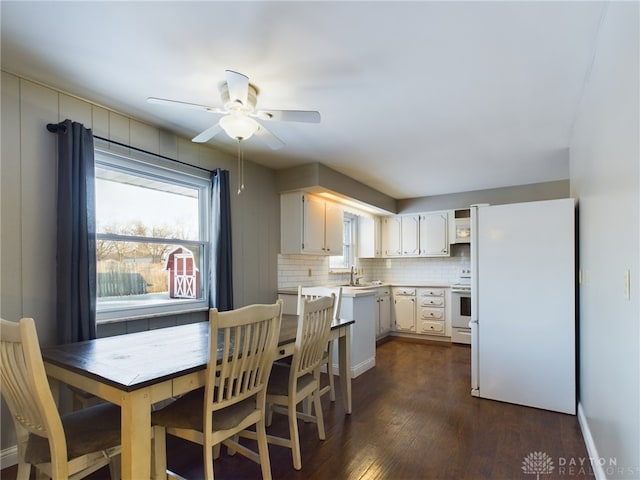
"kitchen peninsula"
278,288,377,378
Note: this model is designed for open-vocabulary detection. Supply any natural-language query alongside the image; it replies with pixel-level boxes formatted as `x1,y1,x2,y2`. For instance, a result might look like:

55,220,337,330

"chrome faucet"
350,265,359,286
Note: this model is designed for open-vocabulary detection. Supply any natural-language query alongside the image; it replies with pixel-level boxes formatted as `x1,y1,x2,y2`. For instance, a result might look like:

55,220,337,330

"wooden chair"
265,294,335,470
151,301,283,480
0,317,121,480
297,286,343,402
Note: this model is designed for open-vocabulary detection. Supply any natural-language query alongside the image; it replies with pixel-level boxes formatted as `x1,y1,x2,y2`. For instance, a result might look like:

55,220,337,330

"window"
329,213,356,271
95,149,211,322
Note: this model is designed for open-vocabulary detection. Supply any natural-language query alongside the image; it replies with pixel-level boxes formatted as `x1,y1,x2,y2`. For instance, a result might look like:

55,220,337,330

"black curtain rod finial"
47,123,68,134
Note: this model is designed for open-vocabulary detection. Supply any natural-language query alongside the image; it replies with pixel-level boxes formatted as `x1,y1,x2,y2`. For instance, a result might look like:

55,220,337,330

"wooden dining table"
42,313,354,480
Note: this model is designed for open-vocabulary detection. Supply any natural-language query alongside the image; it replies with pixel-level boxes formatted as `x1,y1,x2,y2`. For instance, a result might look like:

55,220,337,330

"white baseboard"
326,355,376,379
1,445,18,469
578,402,607,480
351,356,375,378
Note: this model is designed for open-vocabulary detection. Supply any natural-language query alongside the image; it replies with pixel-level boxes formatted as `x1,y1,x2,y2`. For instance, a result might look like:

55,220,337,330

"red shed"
164,246,200,299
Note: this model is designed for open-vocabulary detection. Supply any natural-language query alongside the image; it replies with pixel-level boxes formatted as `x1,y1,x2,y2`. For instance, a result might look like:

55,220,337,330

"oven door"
451,289,472,344
451,290,471,328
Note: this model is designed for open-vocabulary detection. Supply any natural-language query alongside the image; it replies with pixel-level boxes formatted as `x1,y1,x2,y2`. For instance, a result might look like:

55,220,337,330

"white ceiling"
1,1,606,199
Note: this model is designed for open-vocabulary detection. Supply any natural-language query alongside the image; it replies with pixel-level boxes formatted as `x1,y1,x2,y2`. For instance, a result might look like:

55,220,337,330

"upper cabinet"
323,199,344,254
401,215,420,256
381,215,420,257
419,211,449,256
378,211,450,258
381,216,401,256
357,215,382,258
281,192,343,255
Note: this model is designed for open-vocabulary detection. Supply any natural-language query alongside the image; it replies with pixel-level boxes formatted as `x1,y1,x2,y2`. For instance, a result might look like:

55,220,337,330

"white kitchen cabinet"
393,288,416,332
401,215,420,255
419,211,449,256
381,216,402,256
375,287,392,339
324,200,344,254
357,215,382,258
280,191,343,255
417,288,446,336
382,215,420,257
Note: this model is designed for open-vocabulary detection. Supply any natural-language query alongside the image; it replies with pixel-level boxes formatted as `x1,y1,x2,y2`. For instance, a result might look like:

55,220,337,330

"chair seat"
24,402,121,464
152,388,258,432
267,363,315,397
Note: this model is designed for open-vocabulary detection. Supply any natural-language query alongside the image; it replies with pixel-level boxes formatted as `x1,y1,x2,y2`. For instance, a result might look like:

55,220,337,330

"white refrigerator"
470,199,576,414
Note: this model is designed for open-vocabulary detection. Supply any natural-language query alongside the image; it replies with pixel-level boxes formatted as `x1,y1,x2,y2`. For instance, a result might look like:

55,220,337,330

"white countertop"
278,282,452,296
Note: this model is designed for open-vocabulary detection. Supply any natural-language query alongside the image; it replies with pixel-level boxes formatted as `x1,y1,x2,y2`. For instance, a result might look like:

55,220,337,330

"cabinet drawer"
418,320,445,335
394,288,416,296
420,296,444,307
419,288,445,297
420,307,444,320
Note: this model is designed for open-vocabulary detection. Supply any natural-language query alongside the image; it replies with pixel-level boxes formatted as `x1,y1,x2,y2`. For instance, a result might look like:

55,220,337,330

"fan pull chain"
236,139,245,195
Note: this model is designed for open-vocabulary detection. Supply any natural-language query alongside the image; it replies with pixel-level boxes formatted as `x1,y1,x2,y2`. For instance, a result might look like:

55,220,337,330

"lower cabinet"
376,288,392,339
417,288,446,336
391,286,449,339
392,288,416,332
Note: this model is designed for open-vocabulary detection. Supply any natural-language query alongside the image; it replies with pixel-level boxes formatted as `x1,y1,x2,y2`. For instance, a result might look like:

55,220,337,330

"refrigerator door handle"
470,319,479,396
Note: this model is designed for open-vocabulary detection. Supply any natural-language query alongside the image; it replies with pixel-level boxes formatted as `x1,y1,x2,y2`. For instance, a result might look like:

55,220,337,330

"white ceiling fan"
147,70,321,150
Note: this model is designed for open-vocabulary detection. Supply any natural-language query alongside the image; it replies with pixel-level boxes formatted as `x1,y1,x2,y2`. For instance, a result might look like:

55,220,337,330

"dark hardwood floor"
2,339,592,479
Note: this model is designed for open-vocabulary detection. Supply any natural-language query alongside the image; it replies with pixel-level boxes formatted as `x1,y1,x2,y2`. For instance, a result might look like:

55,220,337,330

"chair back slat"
206,302,282,413
292,295,335,378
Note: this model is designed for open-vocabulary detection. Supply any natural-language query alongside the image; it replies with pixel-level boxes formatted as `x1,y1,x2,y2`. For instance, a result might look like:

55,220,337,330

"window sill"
97,304,209,324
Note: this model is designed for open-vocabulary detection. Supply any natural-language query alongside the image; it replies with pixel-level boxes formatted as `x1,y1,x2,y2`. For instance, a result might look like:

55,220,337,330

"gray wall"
0,72,281,452
569,2,639,477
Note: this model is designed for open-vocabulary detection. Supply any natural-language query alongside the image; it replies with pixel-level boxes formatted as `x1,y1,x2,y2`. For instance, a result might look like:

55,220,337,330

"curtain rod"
46,122,216,176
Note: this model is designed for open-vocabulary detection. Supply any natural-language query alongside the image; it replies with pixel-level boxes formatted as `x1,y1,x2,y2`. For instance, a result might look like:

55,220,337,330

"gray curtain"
52,119,97,343
210,168,233,311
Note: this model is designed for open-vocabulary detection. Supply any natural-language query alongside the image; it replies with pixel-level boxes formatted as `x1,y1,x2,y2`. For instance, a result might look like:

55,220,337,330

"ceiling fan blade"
255,109,321,123
192,123,224,143
225,70,250,105
147,97,223,114
254,122,284,150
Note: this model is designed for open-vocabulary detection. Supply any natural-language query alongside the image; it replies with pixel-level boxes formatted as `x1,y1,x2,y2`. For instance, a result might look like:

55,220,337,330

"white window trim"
94,148,211,323
329,212,356,273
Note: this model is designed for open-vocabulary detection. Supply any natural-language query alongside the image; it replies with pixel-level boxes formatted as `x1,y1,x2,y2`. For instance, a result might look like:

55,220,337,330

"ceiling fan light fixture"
219,114,258,141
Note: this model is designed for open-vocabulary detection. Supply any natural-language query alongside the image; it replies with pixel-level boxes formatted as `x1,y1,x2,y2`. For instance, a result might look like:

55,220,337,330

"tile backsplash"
277,254,349,288
278,244,470,288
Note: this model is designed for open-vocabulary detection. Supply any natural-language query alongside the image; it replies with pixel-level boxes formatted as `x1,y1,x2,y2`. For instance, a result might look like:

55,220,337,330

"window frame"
329,212,356,272
94,148,211,323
